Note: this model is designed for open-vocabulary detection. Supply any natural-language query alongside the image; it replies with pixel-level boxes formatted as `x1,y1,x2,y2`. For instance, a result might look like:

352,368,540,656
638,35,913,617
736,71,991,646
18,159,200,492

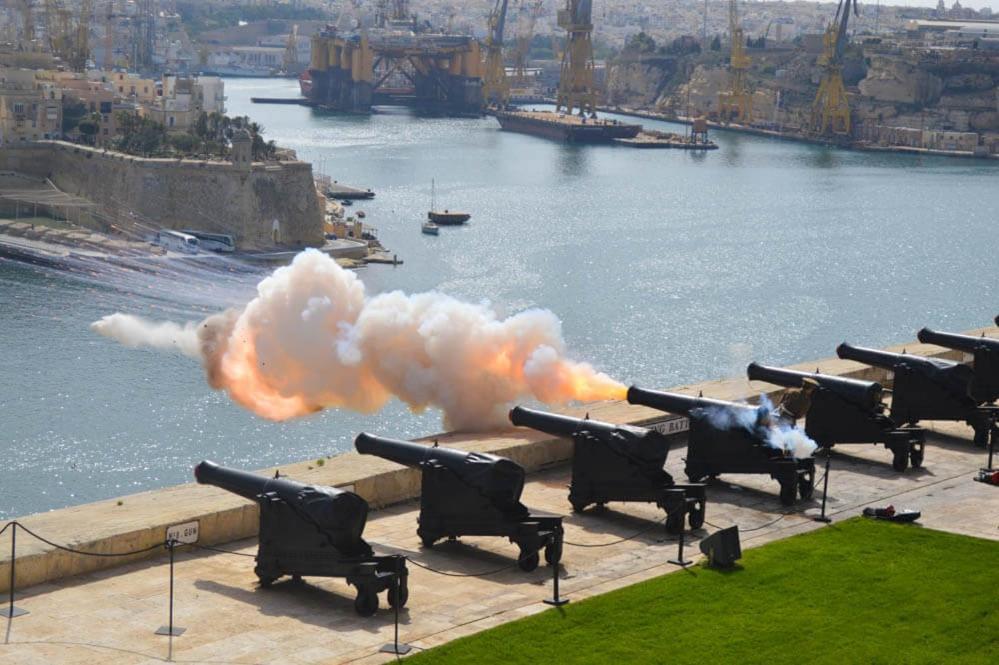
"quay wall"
0,142,325,250
1,327,995,593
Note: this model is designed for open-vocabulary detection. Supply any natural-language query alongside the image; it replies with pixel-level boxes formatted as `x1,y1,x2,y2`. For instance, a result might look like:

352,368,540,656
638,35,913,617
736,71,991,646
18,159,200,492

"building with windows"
0,69,63,144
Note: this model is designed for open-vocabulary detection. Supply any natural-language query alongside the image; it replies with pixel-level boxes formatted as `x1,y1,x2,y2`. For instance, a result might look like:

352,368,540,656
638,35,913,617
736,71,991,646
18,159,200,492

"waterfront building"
0,69,63,144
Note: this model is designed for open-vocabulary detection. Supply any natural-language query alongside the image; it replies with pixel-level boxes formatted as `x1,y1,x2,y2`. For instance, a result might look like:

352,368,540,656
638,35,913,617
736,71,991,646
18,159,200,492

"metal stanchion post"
668,524,692,567
814,447,833,523
156,539,185,656
380,556,411,655
2,523,28,619
543,553,569,607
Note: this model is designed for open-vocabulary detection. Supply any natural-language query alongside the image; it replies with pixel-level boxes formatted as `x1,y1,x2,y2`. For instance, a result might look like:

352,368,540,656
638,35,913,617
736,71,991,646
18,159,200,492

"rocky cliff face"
605,55,692,108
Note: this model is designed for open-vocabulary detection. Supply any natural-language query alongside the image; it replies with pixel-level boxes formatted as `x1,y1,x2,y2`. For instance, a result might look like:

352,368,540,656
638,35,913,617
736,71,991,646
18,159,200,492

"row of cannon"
193,321,997,616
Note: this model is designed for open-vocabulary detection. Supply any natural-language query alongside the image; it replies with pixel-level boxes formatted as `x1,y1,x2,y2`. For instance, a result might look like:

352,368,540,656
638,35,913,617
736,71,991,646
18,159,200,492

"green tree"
77,114,100,145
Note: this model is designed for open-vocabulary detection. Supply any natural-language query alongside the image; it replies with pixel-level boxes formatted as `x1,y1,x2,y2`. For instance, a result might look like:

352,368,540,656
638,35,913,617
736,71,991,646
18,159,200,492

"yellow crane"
555,0,596,117
283,23,299,73
811,0,857,136
482,0,510,107
512,0,543,85
717,0,752,124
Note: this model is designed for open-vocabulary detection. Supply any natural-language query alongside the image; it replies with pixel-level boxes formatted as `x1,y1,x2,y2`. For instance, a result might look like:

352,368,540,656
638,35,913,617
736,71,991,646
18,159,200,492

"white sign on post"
166,521,200,545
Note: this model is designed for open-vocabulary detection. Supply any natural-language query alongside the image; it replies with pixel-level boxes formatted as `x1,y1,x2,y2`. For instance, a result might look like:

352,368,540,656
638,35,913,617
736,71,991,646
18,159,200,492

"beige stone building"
0,69,63,144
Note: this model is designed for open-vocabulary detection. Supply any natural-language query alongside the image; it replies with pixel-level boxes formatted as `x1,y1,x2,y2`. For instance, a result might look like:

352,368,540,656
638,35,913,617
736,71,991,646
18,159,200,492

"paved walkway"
1,422,996,665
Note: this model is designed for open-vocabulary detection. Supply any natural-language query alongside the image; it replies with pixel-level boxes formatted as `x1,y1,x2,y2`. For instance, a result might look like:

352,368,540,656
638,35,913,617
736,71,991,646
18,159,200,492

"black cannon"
354,433,563,572
194,461,406,617
626,386,816,506
837,343,992,447
747,362,926,471
508,406,707,532
917,328,999,404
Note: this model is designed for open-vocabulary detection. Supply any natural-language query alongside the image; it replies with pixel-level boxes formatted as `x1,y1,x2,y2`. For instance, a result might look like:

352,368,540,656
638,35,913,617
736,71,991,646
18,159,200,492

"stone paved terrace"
1,418,996,665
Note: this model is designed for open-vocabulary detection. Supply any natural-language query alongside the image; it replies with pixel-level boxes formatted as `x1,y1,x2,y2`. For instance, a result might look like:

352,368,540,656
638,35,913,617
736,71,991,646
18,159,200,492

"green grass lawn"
407,518,998,664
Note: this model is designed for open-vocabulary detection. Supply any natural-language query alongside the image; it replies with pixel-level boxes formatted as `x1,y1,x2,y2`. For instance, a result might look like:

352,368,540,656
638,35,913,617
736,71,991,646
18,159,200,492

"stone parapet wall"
0,142,325,250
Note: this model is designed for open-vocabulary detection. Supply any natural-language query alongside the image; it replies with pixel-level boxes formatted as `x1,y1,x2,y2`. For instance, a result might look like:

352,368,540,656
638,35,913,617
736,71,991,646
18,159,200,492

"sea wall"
0,142,325,250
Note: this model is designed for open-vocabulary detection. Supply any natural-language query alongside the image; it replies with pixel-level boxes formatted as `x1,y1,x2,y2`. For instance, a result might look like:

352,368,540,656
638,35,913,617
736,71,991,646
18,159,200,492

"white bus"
181,230,236,253
154,230,200,255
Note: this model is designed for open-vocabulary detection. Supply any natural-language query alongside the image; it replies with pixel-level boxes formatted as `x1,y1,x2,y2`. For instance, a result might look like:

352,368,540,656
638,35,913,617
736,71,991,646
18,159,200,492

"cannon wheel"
909,448,924,469
419,531,437,548
354,587,379,617
891,449,909,472
570,498,588,513
779,481,797,506
518,549,540,572
798,474,815,501
688,504,705,530
686,467,708,483
387,579,409,609
544,538,563,566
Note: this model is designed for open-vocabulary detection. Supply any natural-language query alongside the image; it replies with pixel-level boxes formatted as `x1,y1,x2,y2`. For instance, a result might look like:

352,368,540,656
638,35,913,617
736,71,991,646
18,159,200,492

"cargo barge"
493,109,641,144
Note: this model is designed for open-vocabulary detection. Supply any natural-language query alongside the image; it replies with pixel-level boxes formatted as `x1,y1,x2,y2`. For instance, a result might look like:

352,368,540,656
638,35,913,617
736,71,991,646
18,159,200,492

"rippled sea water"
1,77,996,518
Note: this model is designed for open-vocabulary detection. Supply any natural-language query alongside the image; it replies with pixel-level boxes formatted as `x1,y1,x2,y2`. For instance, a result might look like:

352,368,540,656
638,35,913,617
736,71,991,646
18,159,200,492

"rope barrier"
0,521,10,537
562,518,666,548
12,521,165,558
187,542,256,558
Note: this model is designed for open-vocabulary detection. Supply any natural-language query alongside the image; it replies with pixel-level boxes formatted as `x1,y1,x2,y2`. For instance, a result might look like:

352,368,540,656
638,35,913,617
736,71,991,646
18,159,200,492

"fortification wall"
0,142,325,250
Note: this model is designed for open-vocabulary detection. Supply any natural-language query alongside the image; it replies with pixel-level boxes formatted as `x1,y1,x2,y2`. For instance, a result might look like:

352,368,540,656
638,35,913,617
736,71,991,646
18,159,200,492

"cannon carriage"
747,362,926,471
194,461,407,617
626,387,816,506
838,342,994,447
508,406,706,532
354,433,563,572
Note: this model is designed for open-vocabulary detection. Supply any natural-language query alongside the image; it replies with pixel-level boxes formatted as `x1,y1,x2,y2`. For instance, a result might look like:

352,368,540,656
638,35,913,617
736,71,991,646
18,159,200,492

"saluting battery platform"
509,406,706,532
355,433,564,572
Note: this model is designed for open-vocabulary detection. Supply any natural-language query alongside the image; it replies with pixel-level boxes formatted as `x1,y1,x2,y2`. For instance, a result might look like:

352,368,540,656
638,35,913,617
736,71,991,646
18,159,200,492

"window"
13,103,24,114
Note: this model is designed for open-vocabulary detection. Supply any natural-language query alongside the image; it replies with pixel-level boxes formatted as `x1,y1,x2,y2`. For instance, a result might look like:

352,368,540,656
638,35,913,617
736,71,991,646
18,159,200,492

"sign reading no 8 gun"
166,520,200,545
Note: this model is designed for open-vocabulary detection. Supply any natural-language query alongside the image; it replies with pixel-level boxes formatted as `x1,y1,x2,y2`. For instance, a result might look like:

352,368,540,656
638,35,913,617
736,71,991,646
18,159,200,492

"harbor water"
1,77,996,519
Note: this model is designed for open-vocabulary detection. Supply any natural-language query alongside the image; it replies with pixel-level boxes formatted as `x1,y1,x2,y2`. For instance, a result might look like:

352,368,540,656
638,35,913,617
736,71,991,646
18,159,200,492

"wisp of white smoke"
702,394,817,459
91,249,625,429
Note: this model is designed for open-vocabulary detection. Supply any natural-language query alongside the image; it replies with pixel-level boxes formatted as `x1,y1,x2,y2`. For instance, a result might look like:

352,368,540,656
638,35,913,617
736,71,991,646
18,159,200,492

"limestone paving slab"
1,423,996,665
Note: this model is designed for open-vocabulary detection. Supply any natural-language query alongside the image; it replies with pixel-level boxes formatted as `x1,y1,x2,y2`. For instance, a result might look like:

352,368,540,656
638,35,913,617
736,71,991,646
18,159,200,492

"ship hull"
494,111,641,144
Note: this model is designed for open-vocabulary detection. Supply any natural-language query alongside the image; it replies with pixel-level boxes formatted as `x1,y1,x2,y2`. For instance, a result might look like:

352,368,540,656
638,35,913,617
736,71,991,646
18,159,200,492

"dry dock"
1,326,996,664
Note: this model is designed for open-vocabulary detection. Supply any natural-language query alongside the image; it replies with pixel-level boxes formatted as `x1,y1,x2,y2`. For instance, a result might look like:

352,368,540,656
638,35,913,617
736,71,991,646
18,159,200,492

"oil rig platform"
304,26,484,116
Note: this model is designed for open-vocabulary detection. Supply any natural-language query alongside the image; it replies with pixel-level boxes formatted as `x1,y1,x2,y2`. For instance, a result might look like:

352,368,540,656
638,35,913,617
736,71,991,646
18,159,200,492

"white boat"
422,221,439,235
428,178,470,225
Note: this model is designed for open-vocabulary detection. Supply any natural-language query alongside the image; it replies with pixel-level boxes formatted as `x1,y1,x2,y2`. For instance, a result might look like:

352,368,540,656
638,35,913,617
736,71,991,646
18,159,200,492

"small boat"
356,211,366,218
428,179,470,225
422,221,439,235
341,199,353,207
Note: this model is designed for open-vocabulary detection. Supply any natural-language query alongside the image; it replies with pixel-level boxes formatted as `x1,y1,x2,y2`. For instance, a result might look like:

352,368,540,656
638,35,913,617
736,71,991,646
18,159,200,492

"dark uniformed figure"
777,377,819,425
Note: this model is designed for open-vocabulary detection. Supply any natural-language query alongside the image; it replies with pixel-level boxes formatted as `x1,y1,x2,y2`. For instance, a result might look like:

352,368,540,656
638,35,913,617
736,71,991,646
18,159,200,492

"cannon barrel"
835,343,907,369
627,386,758,417
509,405,617,437
917,328,999,354
354,432,525,508
746,362,883,411
194,460,369,547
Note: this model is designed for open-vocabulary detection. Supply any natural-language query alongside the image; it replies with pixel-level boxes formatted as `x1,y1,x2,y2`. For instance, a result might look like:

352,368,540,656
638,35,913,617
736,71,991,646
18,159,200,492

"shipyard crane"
718,0,752,123
482,0,510,107
811,0,857,136
512,0,543,85
44,0,74,64
283,23,299,73
70,0,92,71
556,0,597,117
12,0,35,48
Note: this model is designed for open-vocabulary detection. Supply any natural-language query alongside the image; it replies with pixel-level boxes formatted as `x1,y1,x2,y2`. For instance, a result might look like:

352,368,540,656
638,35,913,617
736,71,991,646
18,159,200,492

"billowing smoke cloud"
91,250,625,428
703,395,817,459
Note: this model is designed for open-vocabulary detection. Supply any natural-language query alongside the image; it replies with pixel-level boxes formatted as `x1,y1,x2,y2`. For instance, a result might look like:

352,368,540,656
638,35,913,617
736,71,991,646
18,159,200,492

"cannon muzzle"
917,328,999,354
747,362,883,411
627,386,759,419
354,433,525,509
509,405,590,438
194,460,369,548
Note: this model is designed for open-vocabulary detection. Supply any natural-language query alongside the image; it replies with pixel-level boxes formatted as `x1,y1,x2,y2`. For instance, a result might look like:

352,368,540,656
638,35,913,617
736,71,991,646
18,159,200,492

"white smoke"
91,314,201,359
92,249,625,429
702,394,817,459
